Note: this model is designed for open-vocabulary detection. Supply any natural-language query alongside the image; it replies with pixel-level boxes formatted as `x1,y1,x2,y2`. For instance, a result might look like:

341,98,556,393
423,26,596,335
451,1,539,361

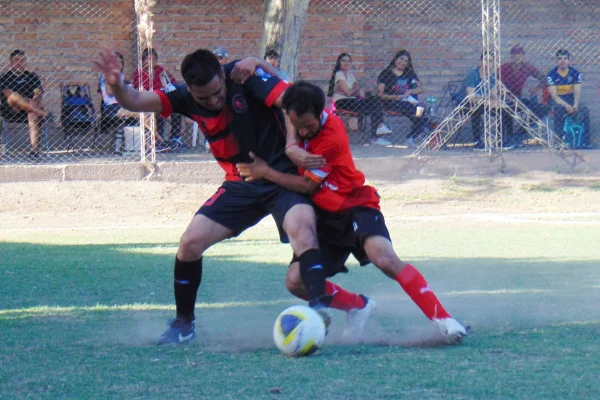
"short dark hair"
556,49,571,59
282,81,325,119
480,51,494,60
10,49,25,60
180,49,222,87
264,49,279,60
141,48,158,62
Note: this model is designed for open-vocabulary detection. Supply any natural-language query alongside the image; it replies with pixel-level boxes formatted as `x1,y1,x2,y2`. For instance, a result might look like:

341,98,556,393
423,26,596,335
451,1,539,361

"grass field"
1,178,600,399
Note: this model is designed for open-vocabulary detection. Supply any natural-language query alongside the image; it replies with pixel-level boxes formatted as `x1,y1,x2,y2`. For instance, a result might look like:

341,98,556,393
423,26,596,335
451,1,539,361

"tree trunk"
260,0,309,81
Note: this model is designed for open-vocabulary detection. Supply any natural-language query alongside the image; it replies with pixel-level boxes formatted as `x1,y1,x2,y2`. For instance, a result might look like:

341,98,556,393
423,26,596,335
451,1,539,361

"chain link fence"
0,0,598,166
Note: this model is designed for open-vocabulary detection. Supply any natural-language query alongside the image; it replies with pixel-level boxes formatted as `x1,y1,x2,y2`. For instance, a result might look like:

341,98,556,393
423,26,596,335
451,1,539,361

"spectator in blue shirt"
546,49,591,148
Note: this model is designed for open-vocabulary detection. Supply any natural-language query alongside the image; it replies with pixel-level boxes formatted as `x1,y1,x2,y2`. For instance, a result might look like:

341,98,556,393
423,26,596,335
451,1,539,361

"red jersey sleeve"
303,127,341,184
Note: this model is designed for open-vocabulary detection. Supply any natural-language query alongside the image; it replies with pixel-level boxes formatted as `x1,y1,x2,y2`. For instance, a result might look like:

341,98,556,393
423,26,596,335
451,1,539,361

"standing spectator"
377,50,425,148
133,48,184,151
463,51,512,150
546,49,591,149
0,49,48,158
499,44,549,146
214,47,229,66
264,49,290,81
328,53,392,146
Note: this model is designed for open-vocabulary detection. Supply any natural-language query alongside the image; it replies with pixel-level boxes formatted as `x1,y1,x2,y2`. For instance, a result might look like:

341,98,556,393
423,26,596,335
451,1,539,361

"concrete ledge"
63,162,146,181
1,150,598,183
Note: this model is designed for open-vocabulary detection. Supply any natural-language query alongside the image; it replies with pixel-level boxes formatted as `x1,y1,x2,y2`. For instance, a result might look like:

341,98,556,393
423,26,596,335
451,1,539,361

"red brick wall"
150,0,265,82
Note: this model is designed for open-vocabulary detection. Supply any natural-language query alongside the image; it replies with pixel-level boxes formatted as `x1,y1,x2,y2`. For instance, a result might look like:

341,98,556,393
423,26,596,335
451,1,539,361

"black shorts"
290,207,391,277
196,180,312,243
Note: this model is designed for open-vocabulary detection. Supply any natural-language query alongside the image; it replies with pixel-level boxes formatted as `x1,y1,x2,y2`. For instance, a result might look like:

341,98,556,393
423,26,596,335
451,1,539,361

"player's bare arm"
231,57,279,84
237,152,319,195
93,48,163,113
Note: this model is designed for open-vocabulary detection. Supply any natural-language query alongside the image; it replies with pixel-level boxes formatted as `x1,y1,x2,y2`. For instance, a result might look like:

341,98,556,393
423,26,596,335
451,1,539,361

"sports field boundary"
1,150,599,184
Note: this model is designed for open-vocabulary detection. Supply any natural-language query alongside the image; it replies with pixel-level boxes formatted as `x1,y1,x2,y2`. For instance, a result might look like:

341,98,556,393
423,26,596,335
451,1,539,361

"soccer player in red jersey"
94,50,334,345
238,81,467,343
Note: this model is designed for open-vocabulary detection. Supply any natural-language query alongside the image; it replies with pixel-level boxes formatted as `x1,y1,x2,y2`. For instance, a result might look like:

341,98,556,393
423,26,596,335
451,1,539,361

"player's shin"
395,264,451,320
173,256,203,321
298,249,331,309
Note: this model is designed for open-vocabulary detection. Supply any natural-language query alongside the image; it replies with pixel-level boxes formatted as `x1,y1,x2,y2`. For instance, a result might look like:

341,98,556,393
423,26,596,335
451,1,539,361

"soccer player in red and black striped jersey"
238,81,467,343
94,49,334,345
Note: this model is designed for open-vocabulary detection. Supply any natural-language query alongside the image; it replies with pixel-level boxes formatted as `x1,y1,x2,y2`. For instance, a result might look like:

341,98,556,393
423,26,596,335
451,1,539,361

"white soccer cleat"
342,296,376,342
433,317,467,344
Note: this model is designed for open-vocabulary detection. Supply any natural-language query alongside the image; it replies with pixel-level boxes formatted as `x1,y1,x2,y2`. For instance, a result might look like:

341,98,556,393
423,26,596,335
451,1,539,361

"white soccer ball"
273,305,327,357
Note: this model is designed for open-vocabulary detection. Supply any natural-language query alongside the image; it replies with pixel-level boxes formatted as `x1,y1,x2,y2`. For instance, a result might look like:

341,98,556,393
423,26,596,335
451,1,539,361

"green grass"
1,222,600,399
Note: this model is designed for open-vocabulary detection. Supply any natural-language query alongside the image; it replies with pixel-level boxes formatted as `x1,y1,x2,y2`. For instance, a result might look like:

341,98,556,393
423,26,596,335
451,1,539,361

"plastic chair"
60,83,98,151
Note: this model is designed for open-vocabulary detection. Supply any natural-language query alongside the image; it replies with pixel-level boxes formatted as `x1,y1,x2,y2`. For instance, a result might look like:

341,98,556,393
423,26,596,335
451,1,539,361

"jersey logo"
255,67,273,82
231,93,247,113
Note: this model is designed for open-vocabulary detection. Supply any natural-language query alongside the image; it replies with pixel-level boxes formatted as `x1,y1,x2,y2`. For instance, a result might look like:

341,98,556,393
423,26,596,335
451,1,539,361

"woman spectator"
328,53,392,146
377,50,425,148
98,52,141,152
133,48,184,151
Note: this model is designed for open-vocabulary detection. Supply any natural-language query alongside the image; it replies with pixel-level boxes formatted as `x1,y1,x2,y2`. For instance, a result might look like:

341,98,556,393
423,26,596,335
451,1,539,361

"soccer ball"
273,305,327,357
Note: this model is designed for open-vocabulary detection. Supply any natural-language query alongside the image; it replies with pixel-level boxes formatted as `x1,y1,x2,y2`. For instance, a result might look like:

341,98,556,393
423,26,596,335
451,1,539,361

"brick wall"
0,0,598,140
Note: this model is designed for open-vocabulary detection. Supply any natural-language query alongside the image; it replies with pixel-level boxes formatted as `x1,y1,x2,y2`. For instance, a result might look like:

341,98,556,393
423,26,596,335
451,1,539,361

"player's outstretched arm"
237,152,319,195
93,49,163,113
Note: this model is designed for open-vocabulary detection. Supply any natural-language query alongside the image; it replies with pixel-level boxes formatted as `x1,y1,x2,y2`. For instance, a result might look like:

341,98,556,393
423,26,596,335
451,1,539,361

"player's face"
10,55,26,74
288,110,321,139
556,55,569,69
187,73,227,111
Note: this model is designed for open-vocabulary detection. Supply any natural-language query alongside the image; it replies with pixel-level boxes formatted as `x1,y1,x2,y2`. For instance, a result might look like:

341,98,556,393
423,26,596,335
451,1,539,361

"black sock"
173,256,203,321
298,249,331,308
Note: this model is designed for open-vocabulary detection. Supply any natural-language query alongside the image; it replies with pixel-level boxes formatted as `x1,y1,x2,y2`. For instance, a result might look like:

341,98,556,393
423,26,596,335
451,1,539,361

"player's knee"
285,264,306,298
286,222,318,251
178,231,205,260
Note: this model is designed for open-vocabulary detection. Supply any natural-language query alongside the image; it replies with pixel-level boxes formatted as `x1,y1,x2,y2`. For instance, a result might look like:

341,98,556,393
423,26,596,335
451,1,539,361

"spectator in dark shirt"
0,49,48,157
377,50,426,148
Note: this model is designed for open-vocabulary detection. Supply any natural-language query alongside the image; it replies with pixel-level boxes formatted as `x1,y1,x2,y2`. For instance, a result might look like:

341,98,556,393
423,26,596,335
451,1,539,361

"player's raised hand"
285,145,325,170
93,49,123,87
237,152,270,182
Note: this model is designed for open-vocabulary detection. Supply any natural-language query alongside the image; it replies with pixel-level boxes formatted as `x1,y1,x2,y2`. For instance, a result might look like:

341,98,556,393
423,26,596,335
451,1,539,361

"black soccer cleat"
156,317,195,345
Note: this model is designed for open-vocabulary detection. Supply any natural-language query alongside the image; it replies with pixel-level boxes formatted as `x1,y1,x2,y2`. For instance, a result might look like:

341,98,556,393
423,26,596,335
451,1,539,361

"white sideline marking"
1,212,600,233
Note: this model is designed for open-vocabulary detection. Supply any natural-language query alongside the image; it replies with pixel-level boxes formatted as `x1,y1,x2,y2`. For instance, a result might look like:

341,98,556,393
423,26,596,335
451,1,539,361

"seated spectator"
264,49,290,81
98,52,139,136
328,53,392,146
463,51,511,150
133,48,184,151
377,50,425,148
499,44,549,146
546,49,591,149
214,47,229,66
0,49,48,158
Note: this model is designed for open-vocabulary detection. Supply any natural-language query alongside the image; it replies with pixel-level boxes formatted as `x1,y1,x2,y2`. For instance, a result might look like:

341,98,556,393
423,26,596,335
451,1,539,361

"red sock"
325,281,366,311
293,281,365,311
395,264,451,320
